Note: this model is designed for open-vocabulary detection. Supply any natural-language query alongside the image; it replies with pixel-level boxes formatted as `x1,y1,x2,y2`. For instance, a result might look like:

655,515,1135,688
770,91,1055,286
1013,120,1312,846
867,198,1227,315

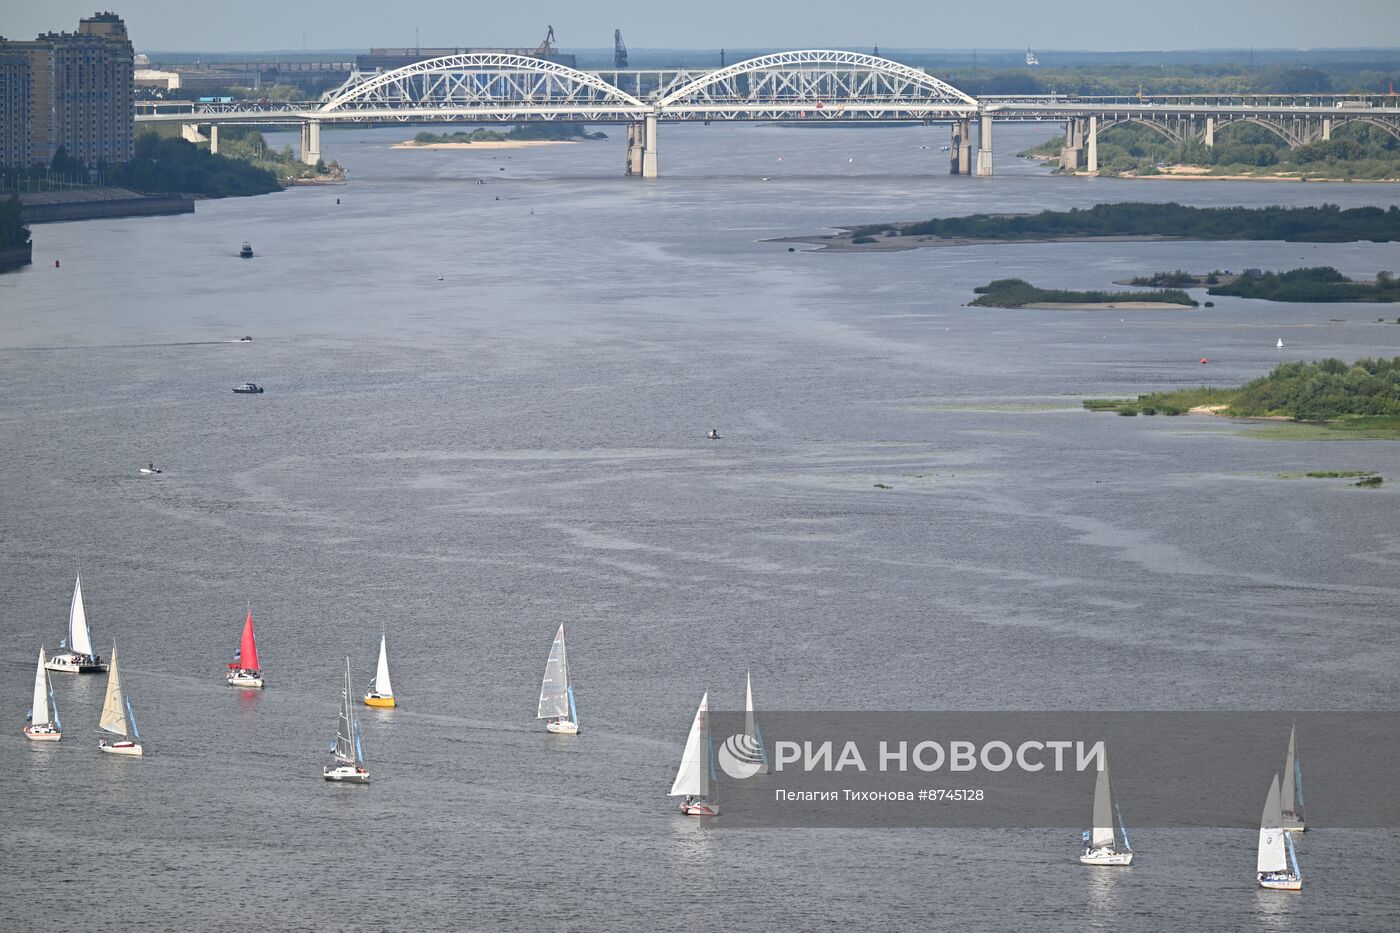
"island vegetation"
1125,266,1400,302
209,127,344,183
855,203,1400,243
1083,357,1400,430
407,125,607,145
1,194,29,249
103,132,281,197
0,193,32,270
971,278,1197,308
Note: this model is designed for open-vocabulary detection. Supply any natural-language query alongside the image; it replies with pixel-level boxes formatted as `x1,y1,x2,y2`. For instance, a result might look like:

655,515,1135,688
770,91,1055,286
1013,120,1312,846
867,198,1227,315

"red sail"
237,610,260,671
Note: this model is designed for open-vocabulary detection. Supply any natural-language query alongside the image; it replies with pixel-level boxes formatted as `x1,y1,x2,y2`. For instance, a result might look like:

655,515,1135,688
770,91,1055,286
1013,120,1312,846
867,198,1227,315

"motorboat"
233,383,264,394
238,336,253,342
707,429,721,440
139,462,162,475
240,242,254,258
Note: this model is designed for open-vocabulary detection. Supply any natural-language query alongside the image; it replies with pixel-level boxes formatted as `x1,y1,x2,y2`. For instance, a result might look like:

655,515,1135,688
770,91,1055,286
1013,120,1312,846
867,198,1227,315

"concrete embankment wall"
21,194,194,224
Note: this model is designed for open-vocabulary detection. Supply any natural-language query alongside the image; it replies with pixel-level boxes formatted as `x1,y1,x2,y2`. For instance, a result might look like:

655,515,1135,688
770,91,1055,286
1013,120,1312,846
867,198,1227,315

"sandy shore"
392,140,577,150
1075,164,1400,183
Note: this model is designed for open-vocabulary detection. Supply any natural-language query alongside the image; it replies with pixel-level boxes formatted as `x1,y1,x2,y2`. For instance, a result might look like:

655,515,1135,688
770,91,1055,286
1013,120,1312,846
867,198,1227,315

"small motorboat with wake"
139,462,162,475
238,335,253,342
707,428,721,440
233,383,264,394
240,242,254,259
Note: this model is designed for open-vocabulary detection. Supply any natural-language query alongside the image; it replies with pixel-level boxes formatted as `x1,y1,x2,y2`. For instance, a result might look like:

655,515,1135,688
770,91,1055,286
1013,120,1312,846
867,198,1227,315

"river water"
1,123,1398,931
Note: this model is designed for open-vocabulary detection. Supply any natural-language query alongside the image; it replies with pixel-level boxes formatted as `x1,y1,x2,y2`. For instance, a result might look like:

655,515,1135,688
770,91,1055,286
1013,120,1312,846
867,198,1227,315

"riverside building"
0,12,134,168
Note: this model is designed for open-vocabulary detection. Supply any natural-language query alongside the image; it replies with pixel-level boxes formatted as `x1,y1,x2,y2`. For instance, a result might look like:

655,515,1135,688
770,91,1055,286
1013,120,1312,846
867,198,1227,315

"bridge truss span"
318,53,650,121
654,50,979,121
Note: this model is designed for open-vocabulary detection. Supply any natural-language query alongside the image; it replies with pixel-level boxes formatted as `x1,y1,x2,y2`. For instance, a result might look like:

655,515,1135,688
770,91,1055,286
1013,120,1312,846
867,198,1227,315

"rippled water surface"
2,123,1399,931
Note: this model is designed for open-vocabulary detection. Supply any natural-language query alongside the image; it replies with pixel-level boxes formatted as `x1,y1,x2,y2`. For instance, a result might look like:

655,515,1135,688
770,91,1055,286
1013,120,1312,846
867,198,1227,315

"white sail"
536,624,570,720
99,644,128,737
31,647,52,725
669,692,711,798
744,671,756,738
69,574,94,657
1091,764,1116,849
373,634,394,698
334,658,356,764
1257,774,1287,874
1281,725,1298,818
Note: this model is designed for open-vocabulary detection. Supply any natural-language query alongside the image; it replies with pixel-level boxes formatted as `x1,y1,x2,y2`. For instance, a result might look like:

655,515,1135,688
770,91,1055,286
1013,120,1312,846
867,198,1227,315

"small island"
1124,266,1400,303
396,125,608,149
971,278,1197,309
789,203,1400,251
1083,357,1400,436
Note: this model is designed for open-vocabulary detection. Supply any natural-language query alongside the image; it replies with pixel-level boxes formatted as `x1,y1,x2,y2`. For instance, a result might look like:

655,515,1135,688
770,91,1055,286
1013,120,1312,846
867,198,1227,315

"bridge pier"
208,124,220,155
181,123,207,145
1085,115,1097,174
950,119,973,174
1321,117,1332,141
1059,118,1084,171
975,113,994,176
299,120,321,166
625,113,659,178
1203,116,1215,148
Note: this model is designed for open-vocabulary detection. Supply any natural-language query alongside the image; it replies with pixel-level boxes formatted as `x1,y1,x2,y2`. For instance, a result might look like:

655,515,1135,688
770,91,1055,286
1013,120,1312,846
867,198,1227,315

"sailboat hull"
99,740,143,756
323,765,370,783
1079,849,1133,866
1258,875,1302,891
546,719,578,735
363,693,396,708
45,653,106,674
678,801,719,816
226,671,264,689
23,725,61,742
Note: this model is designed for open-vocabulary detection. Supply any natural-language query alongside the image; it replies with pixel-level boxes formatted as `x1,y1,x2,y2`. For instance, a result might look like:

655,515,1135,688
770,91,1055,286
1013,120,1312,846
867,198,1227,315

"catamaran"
45,574,107,673
743,671,770,774
1080,752,1133,865
1281,723,1306,832
325,657,370,783
1257,773,1302,890
670,692,718,816
225,608,264,688
536,624,578,734
97,643,143,756
364,632,396,708
23,647,62,741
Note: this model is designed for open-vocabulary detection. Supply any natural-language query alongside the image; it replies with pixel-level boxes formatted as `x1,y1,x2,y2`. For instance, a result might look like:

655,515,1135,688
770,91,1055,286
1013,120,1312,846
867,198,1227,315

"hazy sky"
5,0,1398,53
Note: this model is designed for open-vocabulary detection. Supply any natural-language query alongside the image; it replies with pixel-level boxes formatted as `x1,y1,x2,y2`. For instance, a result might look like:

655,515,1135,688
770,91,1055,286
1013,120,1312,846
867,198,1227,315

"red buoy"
1200,357,1208,364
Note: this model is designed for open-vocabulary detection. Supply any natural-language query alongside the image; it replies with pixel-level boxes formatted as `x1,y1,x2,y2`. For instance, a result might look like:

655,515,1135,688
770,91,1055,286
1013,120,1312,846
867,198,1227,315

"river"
1,122,1398,931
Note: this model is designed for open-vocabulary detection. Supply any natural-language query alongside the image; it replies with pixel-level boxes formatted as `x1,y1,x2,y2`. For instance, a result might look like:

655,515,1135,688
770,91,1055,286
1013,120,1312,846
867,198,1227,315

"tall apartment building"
0,12,134,168
0,48,32,167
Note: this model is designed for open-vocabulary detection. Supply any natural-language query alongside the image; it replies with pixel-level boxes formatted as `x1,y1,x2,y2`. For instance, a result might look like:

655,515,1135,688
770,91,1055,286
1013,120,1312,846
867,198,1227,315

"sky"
4,0,1398,53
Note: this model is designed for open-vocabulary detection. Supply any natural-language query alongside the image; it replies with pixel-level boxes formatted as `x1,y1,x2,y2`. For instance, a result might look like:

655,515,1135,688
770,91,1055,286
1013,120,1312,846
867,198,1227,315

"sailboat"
670,692,718,816
225,607,264,688
1281,723,1306,832
743,671,770,773
324,657,370,783
97,643,143,756
23,647,62,741
1257,773,1302,890
45,573,107,673
1079,752,1133,865
364,632,396,708
536,624,578,734
1277,338,1285,349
